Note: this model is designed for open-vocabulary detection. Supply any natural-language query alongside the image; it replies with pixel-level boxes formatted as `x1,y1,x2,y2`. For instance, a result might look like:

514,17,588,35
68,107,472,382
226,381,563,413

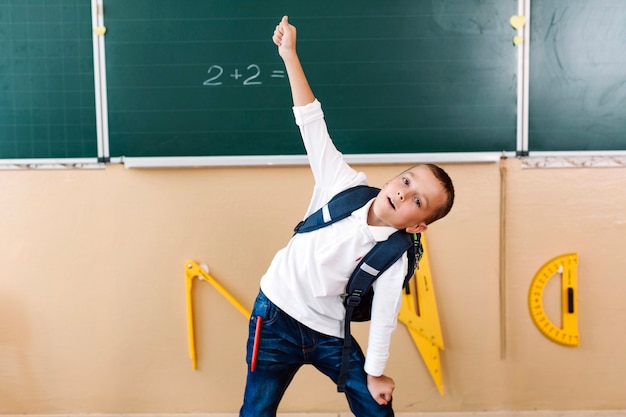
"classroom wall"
1,159,626,414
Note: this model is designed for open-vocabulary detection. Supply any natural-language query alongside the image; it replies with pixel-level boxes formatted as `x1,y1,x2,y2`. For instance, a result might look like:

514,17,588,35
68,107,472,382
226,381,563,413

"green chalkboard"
0,0,98,160
104,0,518,158
529,0,626,152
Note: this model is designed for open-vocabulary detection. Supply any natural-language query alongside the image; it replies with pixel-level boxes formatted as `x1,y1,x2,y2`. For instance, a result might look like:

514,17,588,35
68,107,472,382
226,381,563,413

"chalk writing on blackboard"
203,64,286,86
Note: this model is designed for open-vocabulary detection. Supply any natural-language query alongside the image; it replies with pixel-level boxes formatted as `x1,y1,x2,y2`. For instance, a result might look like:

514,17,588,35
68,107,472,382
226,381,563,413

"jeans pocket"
251,289,279,325
246,290,280,365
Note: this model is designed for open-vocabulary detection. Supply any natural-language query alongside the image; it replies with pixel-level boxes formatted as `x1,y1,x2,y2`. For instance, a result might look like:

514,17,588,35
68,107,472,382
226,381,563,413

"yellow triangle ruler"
397,235,445,394
406,235,444,349
528,253,579,347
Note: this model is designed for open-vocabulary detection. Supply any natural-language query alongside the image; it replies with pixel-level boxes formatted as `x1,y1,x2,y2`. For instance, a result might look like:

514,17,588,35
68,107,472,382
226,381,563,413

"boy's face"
369,165,446,233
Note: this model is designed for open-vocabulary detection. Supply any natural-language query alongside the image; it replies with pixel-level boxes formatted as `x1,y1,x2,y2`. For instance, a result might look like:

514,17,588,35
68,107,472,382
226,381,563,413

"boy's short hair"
419,164,455,225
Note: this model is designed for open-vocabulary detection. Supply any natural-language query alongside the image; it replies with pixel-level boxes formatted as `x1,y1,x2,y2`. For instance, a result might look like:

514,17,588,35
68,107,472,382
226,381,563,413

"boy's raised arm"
272,16,315,107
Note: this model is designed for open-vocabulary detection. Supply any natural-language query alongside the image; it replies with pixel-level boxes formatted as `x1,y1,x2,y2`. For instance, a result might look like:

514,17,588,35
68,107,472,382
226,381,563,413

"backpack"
294,185,423,392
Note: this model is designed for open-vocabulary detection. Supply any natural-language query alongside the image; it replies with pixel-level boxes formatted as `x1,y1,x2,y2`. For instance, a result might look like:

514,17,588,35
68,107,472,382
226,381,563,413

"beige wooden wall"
1,158,625,414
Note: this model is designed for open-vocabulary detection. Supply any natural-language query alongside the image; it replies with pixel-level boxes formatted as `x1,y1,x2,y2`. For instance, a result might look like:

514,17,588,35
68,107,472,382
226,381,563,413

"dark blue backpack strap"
346,231,413,299
337,230,412,392
294,185,380,234
404,232,423,287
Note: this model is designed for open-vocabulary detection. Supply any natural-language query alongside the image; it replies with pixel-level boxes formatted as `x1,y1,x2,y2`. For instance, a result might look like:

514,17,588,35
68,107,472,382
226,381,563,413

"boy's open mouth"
388,197,396,210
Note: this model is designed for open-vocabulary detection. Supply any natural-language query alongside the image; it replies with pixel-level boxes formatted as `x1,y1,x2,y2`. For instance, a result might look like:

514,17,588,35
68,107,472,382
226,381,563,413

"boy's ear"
405,223,427,234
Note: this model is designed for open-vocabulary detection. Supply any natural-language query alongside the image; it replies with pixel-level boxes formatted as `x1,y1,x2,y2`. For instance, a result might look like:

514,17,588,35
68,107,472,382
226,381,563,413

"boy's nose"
397,191,404,201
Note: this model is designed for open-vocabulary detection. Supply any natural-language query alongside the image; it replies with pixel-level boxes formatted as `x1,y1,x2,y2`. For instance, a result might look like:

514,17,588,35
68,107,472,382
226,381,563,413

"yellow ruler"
397,235,445,395
528,253,579,347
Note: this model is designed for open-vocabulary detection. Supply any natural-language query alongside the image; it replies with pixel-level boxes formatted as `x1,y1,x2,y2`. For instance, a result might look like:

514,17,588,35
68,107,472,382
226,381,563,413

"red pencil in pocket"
251,315,262,372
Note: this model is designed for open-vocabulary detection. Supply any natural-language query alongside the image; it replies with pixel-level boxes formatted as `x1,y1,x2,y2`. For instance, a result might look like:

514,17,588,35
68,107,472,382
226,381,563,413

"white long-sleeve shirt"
259,99,407,377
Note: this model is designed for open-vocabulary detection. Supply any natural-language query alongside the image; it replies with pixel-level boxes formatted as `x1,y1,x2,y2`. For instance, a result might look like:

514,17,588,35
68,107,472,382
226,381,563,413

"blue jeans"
239,290,394,417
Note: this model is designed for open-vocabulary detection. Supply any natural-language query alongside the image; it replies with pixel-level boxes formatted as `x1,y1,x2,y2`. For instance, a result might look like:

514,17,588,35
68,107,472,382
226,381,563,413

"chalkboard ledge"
0,159,105,170
522,152,626,169
118,153,503,169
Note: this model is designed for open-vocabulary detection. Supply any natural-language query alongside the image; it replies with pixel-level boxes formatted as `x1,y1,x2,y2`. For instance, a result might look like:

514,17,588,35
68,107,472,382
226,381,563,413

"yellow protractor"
528,253,579,347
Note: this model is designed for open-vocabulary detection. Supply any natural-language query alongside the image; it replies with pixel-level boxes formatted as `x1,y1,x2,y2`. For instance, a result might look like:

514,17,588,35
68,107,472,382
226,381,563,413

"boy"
240,16,454,417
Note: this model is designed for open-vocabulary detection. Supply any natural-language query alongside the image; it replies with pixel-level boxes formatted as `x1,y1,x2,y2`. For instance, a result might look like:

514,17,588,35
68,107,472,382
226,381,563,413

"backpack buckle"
346,294,361,307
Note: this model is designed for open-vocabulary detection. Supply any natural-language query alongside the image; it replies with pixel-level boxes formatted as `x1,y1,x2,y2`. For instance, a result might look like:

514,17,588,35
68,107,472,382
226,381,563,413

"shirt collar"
352,198,399,242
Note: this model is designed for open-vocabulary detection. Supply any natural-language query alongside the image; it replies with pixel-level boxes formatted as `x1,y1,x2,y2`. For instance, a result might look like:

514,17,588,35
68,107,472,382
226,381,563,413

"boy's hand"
272,15,297,60
367,374,395,405
271,15,314,106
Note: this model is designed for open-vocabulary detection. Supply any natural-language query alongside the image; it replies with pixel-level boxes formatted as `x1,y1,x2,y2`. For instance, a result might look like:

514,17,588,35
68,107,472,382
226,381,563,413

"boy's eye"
402,177,420,207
